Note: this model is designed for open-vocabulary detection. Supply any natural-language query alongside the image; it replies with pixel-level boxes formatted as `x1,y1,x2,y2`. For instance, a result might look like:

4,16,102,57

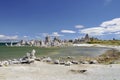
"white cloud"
35,36,41,39
80,27,105,36
75,25,84,28
80,18,120,36
0,35,18,40
115,32,120,35
42,33,49,37
51,32,63,36
41,32,63,37
61,30,76,33
23,36,28,38
100,18,120,27
101,18,120,33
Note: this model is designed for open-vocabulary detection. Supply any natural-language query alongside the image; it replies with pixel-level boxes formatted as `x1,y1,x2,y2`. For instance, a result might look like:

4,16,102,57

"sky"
0,0,120,40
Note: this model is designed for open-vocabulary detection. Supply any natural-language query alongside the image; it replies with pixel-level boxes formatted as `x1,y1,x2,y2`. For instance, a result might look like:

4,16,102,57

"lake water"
0,46,111,60
48,46,111,58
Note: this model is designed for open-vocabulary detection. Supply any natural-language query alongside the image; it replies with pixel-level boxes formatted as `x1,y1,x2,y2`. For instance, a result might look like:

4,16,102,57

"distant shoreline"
73,43,120,51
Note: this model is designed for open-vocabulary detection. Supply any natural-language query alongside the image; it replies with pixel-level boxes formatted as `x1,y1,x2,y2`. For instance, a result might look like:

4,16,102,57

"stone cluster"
36,56,98,66
0,50,99,67
0,49,36,67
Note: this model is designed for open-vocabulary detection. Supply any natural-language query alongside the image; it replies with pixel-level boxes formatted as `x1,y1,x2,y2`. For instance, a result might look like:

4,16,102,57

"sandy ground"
73,43,120,51
0,61,120,80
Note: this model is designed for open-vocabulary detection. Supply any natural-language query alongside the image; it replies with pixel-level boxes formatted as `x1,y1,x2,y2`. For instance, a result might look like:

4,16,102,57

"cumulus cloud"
100,18,120,27
51,32,63,36
75,25,84,29
61,30,76,33
80,18,120,36
80,27,105,36
0,35,18,40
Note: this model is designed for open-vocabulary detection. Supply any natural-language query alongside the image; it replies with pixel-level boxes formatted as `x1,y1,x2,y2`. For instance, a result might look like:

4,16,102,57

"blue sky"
0,0,120,40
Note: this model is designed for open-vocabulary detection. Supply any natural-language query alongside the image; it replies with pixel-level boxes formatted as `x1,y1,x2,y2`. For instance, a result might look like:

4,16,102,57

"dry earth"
0,61,120,80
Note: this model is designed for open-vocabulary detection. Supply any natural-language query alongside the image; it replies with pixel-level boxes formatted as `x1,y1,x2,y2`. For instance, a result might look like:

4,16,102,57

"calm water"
0,46,111,60
48,46,111,58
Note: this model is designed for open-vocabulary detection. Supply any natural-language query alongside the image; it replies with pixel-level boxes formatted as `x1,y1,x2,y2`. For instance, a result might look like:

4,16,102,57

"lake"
0,46,111,60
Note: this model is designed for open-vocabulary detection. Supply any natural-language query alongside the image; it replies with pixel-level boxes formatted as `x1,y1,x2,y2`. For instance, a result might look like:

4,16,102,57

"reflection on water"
49,47,111,58
0,46,111,60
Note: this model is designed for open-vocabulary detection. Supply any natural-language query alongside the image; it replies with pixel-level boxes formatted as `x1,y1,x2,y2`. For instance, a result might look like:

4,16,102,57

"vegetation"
97,49,120,64
88,39,120,45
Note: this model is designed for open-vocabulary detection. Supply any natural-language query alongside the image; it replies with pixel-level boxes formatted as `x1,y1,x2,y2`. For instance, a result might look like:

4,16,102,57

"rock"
21,58,34,64
71,60,79,64
65,61,72,66
79,70,87,73
12,60,20,64
11,59,21,64
35,58,41,61
54,60,60,64
0,61,3,67
70,69,87,73
13,59,17,61
80,61,89,64
3,61,9,66
26,52,31,58
31,49,36,55
27,58,35,63
0,61,9,67
21,60,29,64
67,56,73,59
0,49,37,66
42,56,47,58
21,49,36,64
42,57,52,62
59,61,65,65
89,60,98,64
46,57,52,62
30,49,36,59
8,60,13,65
